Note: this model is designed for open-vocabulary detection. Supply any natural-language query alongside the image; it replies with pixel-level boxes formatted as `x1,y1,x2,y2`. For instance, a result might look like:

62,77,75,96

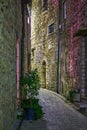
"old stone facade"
31,0,58,92
59,0,87,99
27,0,87,102
0,0,22,130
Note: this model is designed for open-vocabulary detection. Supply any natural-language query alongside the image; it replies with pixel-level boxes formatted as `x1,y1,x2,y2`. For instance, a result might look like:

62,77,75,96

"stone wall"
59,0,87,98
31,0,58,92
0,0,22,130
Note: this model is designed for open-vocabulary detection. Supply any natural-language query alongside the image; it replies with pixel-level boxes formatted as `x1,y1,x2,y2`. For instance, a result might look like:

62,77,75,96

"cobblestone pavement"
38,88,87,130
19,88,87,130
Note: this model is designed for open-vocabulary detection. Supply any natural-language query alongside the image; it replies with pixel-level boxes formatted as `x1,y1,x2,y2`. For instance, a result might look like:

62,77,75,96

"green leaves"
20,68,41,99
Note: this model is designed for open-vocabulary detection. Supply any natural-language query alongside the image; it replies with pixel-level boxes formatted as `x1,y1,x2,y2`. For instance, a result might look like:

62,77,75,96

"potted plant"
20,68,43,120
66,88,80,103
73,89,80,102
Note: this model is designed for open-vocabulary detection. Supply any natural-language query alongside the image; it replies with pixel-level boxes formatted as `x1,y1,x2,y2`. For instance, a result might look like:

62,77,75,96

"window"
42,0,48,11
63,1,66,19
48,23,55,34
32,48,35,57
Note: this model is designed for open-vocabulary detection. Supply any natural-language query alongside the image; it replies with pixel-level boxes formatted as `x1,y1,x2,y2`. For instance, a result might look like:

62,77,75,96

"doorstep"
19,118,47,130
74,101,87,110
10,119,23,130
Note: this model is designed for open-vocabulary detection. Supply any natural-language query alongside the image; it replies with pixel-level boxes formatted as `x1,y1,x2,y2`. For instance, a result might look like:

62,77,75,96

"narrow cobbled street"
20,88,87,130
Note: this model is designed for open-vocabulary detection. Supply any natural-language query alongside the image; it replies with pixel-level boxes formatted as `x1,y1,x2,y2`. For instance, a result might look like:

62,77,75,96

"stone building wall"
0,0,22,130
31,0,58,92
59,0,73,96
59,0,87,98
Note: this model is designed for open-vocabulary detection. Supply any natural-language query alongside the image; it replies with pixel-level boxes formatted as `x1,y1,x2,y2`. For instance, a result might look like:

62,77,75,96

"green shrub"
20,69,43,120
66,89,75,102
20,68,41,107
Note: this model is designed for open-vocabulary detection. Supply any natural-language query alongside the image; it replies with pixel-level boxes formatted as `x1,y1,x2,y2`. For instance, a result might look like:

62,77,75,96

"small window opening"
42,0,48,11
48,23,55,34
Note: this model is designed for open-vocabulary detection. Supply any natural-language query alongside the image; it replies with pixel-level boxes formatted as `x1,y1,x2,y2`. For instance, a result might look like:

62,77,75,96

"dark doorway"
42,61,46,88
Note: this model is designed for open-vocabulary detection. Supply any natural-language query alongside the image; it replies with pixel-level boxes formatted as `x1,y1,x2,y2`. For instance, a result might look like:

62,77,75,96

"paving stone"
39,89,87,130
19,88,87,130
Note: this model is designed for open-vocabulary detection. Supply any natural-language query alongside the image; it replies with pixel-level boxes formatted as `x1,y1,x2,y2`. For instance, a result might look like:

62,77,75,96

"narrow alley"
0,1,87,130
19,88,87,130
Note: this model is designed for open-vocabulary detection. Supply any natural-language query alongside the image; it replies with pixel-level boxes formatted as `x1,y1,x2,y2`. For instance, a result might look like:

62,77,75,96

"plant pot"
73,93,80,102
24,108,34,120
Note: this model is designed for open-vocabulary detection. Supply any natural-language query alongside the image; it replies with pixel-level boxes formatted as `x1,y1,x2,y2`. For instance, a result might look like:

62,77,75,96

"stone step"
81,96,87,101
79,103,87,108
74,101,87,110
74,102,87,110
81,100,87,104
10,119,23,130
81,97,87,104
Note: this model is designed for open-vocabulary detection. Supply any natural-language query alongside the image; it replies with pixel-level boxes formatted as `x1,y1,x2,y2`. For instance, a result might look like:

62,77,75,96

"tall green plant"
20,68,41,100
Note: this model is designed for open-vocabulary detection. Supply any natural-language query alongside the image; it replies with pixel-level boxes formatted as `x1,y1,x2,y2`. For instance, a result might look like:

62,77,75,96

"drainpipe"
57,0,61,93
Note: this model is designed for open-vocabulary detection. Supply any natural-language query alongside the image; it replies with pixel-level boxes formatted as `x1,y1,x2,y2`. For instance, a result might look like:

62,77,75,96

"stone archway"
42,61,46,88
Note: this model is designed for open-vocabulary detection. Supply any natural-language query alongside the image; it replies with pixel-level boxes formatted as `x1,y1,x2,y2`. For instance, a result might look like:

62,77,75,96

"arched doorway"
42,61,46,88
